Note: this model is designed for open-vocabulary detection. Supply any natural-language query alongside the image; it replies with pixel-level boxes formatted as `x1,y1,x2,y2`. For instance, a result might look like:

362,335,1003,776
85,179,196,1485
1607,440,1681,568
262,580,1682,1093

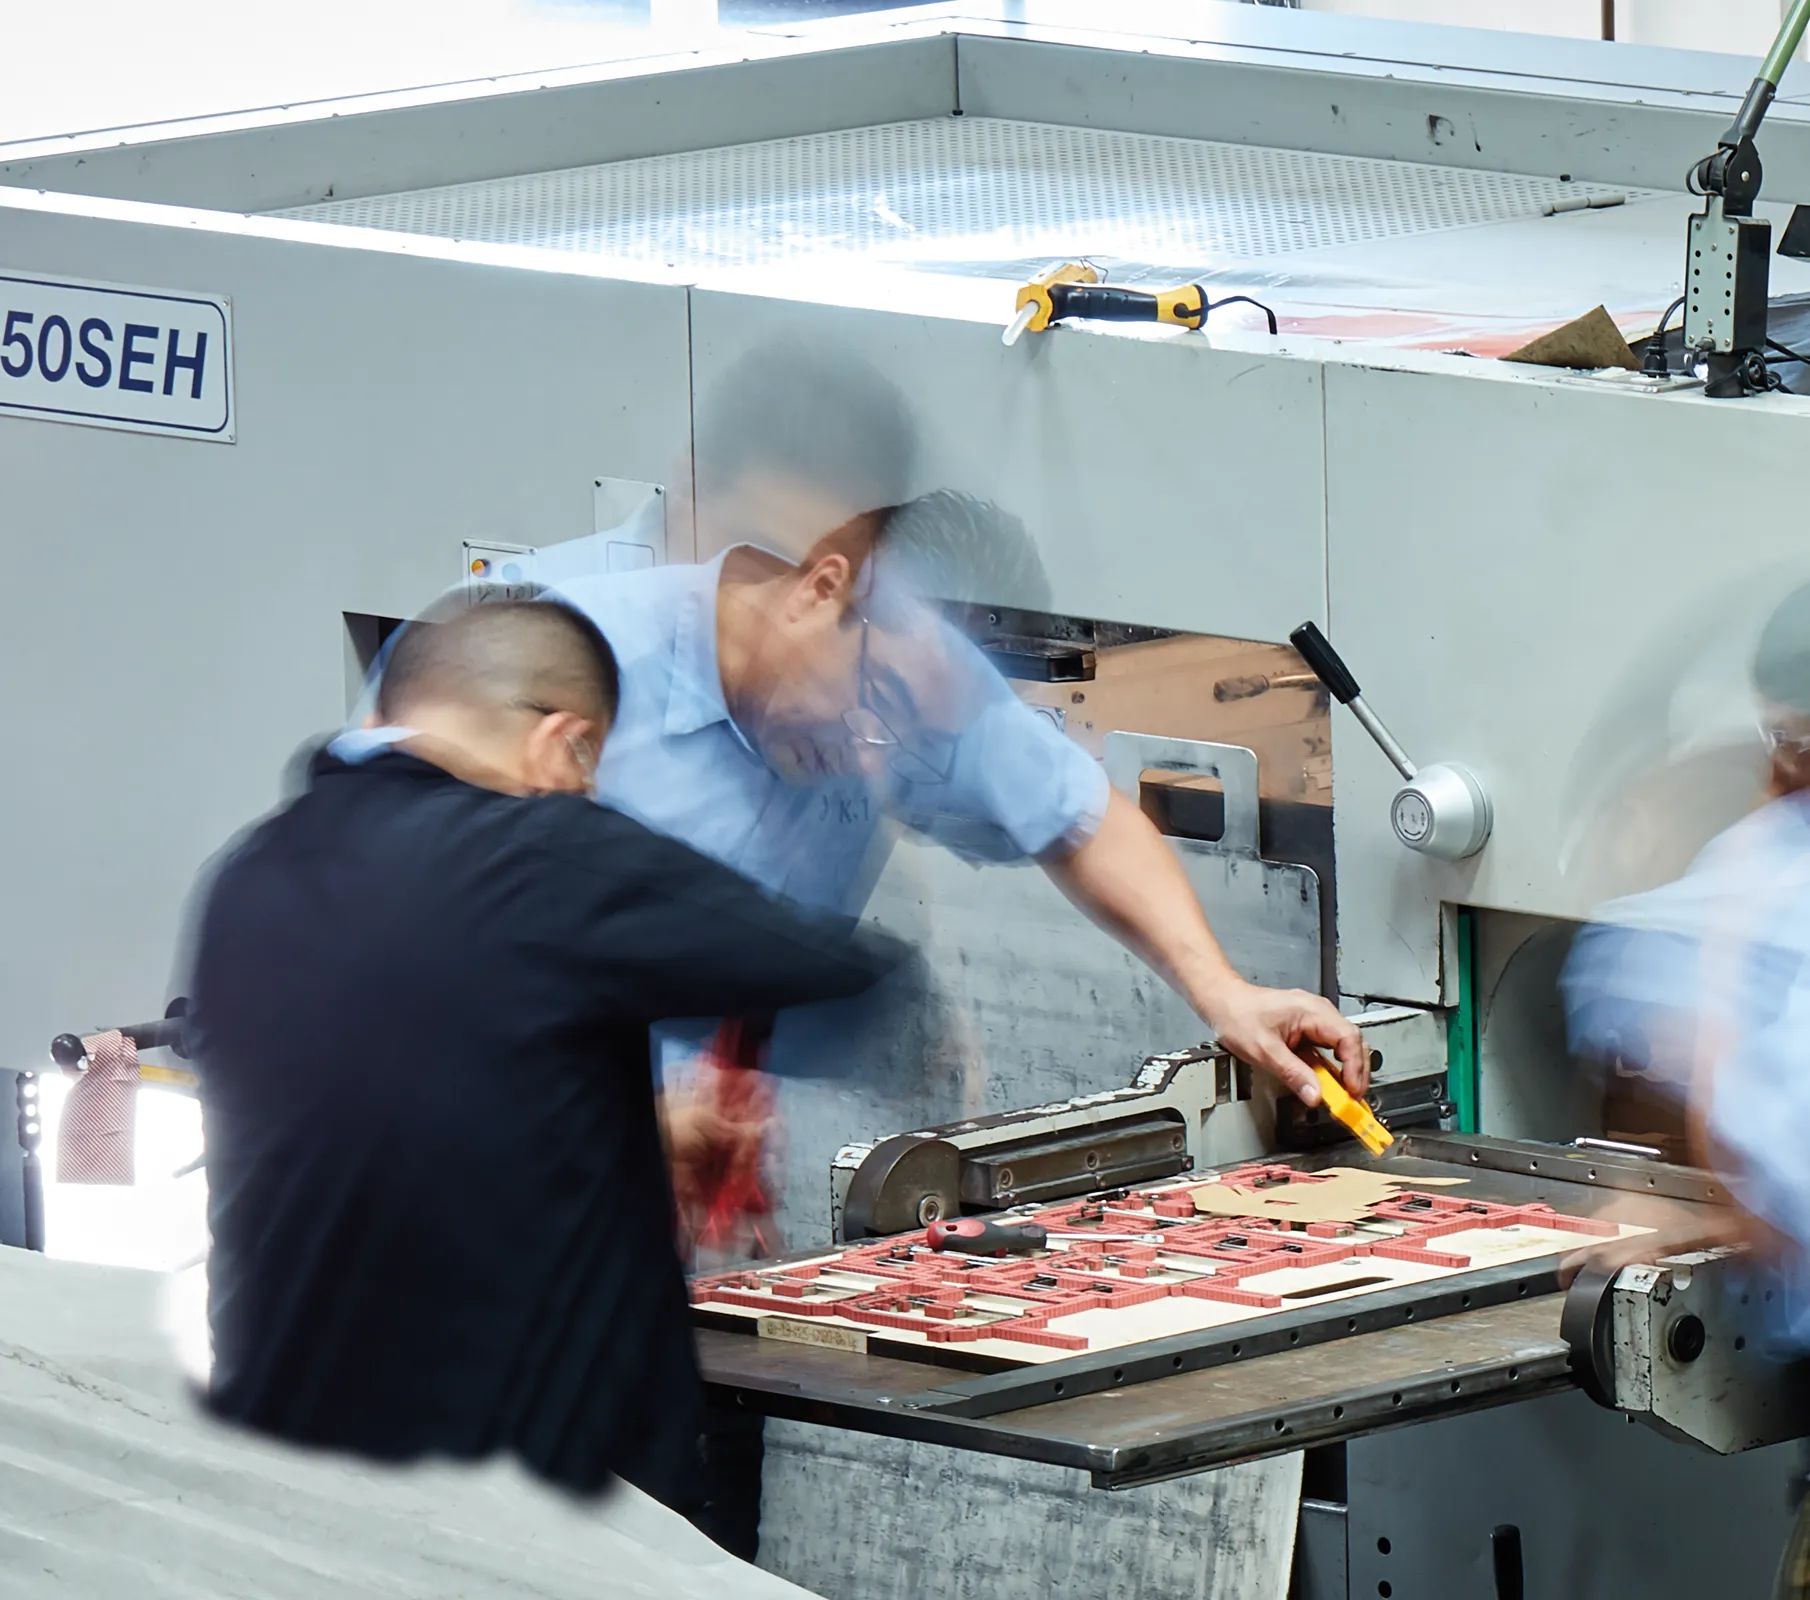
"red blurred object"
57,1029,139,1185
687,1016,779,1258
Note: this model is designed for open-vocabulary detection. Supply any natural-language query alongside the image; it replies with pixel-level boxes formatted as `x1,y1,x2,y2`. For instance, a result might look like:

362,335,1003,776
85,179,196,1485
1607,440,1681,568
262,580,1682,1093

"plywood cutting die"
692,1165,1637,1369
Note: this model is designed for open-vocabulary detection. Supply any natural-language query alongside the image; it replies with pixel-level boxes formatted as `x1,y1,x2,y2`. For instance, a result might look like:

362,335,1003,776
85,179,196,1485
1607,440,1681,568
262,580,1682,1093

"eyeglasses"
840,609,958,787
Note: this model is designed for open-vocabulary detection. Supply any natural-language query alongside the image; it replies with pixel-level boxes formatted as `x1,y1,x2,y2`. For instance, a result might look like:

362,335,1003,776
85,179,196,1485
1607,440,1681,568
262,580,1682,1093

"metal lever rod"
1725,0,1810,150
1289,622,1418,781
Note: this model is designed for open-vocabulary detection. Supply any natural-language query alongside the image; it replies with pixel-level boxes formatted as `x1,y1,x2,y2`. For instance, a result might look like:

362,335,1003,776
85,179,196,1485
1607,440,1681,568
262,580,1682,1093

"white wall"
1301,0,1596,41
1622,0,1793,52
1301,0,1799,55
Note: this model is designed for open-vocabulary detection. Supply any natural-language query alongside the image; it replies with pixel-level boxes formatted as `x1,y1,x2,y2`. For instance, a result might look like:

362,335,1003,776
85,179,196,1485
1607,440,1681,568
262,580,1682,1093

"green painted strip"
1446,906,1480,1135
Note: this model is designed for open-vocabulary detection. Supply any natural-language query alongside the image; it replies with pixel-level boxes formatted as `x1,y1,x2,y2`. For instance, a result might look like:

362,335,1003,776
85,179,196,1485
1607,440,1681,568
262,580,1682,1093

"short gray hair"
880,489,1052,610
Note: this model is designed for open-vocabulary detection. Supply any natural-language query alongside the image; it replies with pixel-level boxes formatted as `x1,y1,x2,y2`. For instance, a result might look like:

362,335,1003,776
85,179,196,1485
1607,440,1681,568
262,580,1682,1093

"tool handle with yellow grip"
1047,284,1206,328
1313,1065,1395,1157
1152,285,1208,328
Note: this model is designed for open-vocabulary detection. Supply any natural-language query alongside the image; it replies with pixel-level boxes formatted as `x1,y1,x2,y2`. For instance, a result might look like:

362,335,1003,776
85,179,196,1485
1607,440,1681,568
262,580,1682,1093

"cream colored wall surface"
1297,0,1597,38
1300,0,1800,54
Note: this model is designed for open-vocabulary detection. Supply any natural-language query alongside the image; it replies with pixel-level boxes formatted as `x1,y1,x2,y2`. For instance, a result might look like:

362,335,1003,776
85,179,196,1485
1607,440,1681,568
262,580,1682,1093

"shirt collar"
327,725,418,763
663,551,734,738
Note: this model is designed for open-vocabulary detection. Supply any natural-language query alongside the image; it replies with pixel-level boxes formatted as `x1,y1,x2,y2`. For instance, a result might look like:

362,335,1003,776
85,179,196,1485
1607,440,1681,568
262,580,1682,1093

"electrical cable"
1767,336,1810,365
1643,295,1688,376
1194,291,1280,336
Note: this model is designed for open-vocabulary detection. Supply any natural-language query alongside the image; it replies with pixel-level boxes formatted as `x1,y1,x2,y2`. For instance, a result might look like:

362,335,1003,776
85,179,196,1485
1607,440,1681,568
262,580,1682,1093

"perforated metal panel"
281,117,1635,275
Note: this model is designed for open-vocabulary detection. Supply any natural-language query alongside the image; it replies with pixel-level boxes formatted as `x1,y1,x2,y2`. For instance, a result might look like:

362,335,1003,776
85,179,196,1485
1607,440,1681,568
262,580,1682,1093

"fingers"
1259,1041,1322,1107
1336,1029,1370,1097
1294,998,1369,1095
1204,984,1370,1107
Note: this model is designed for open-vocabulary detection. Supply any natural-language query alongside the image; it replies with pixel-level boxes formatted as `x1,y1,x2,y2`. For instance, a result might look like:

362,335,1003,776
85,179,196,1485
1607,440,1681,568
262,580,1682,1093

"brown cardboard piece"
1501,305,1641,372
1189,1166,1468,1226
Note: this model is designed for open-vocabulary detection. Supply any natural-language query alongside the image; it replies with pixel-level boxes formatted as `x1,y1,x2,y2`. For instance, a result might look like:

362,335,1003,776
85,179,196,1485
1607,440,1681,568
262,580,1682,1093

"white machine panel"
687,289,1332,642
1325,358,1810,1003
0,194,692,1077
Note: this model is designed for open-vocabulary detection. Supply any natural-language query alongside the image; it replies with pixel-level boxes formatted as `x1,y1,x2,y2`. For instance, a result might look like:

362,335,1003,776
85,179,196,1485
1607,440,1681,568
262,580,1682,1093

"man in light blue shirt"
561,511,1106,920
1565,581,1810,1600
554,349,1366,1117
1564,581,1810,1357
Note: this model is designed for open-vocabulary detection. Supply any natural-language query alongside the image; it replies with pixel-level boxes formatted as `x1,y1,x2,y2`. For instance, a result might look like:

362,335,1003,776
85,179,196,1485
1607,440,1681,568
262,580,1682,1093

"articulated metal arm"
1684,0,1810,394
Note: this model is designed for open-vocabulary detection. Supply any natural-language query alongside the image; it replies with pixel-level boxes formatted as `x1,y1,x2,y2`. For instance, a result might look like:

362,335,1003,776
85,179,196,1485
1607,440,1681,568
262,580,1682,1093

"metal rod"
1726,0,1810,148
1762,0,1810,90
1570,1136,1663,1160
1349,696,1417,780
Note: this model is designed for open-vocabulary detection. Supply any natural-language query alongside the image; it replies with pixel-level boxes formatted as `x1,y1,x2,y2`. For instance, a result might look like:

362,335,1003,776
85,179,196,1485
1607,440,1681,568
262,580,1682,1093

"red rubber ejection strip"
691,1179,1620,1355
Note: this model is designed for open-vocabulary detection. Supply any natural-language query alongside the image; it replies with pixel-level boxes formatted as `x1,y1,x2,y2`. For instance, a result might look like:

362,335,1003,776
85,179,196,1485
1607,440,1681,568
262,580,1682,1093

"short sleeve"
1710,968,1810,1245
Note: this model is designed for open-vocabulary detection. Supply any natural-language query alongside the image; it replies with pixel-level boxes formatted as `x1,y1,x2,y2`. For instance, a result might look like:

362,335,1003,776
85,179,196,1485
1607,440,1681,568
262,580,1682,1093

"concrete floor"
0,1248,821,1600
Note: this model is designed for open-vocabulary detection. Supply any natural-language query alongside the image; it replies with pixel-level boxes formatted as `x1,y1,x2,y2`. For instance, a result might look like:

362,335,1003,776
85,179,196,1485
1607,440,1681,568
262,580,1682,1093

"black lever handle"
49,999,191,1071
1288,621,1362,705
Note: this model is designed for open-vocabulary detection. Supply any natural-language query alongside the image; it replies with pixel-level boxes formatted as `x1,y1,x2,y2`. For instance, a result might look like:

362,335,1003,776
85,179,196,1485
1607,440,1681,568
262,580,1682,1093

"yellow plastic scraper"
1314,1065,1395,1157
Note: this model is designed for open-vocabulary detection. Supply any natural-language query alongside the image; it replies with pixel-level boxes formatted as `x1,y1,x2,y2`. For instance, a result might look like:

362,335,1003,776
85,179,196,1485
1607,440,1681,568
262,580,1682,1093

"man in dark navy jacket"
188,600,897,1516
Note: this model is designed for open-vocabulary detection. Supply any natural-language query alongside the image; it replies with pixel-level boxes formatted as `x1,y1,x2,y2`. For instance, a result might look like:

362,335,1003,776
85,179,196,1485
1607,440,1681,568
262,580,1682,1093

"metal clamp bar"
1090,1344,1574,1490
1395,1132,1728,1206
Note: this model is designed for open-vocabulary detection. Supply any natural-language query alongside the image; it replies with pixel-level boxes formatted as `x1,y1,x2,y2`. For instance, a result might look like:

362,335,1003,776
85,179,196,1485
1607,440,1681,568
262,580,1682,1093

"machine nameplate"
757,1315,870,1355
0,272,233,441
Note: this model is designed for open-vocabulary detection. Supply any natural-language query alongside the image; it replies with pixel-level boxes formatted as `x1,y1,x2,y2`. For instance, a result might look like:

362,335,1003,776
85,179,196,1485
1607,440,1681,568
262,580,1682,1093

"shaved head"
378,602,620,727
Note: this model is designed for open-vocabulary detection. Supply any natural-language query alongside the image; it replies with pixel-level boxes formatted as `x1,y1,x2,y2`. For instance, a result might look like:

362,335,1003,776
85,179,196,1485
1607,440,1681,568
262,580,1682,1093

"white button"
1392,792,1432,843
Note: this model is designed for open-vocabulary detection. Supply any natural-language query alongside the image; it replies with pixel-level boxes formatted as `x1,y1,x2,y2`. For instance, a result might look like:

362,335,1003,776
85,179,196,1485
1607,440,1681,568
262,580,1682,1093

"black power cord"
1196,292,1280,336
1643,295,1688,376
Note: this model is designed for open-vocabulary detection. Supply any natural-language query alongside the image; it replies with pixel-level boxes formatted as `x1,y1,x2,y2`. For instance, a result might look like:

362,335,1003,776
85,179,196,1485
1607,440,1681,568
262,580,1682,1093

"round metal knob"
1391,763,1493,861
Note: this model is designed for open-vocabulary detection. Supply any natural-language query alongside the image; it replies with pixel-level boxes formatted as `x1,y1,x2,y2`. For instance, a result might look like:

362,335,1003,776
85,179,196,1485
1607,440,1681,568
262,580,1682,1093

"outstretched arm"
1041,788,1366,1105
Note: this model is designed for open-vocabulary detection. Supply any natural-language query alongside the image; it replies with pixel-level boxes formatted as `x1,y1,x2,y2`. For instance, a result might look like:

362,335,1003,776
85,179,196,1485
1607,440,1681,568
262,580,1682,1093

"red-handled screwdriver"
925,1217,1049,1256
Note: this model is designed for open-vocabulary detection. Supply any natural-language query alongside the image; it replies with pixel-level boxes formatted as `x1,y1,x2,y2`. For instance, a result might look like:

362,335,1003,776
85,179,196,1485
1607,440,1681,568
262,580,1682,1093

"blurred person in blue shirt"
1562,581,1810,1599
554,347,1366,1120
